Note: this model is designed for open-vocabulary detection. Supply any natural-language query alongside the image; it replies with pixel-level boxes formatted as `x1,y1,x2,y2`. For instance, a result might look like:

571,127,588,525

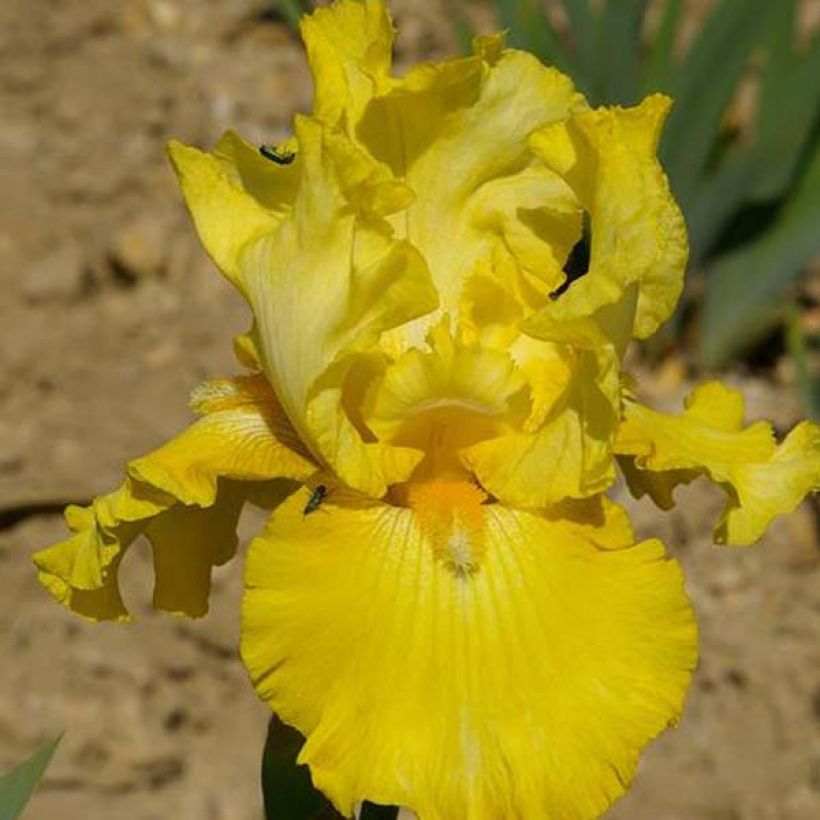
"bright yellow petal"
364,319,527,482
147,482,245,616
34,482,168,621
33,479,254,620
300,0,393,127
462,347,619,507
242,117,437,497
616,381,820,545
129,375,315,506
168,131,297,292
242,488,696,819
527,94,687,344
33,374,314,620
365,44,583,350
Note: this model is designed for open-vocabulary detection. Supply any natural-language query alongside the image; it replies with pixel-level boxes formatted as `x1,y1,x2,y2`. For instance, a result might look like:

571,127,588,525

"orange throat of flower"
407,480,488,577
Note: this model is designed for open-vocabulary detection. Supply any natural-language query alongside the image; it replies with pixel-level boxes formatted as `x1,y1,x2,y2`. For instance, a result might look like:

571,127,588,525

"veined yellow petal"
33,374,314,620
129,375,315,506
241,488,696,819
242,116,437,497
462,346,619,507
362,42,583,351
301,0,394,127
365,319,526,439
168,132,297,292
616,381,820,545
527,94,687,344
34,481,170,621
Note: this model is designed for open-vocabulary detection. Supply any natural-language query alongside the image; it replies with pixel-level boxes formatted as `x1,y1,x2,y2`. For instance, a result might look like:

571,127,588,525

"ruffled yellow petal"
34,482,169,621
300,0,393,127
33,374,314,620
461,346,619,507
241,116,437,497
616,381,820,545
364,319,526,482
168,131,298,292
364,43,583,349
129,375,315,506
242,487,696,819
527,94,687,344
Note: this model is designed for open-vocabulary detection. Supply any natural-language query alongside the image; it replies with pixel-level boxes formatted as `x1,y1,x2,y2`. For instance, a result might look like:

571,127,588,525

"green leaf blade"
661,0,774,206
276,0,308,31
0,737,61,820
787,306,820,420
262,717,336,820
562,0,598,81
642,0,682,93
495,0,587,90
595,0,650,104
701,141,820,366
749,34,820,202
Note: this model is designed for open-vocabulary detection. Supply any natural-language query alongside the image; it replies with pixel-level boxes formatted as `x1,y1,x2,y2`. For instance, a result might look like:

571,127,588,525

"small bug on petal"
303,484,327,516
259,144,296,165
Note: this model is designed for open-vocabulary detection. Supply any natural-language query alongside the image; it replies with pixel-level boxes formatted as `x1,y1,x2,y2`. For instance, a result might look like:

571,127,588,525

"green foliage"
262,717,333,819
462,0,820,370
275,0,309,30
787,305,820,420
0,736,61,820
360,804,399,819
702,140,820,368
261,718,399,819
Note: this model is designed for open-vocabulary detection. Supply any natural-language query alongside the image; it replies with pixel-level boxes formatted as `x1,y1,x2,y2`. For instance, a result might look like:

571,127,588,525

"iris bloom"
34,1,820,817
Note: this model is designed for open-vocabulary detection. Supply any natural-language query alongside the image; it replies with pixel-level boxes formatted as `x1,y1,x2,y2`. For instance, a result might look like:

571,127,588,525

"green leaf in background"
0,736,61,820
701,140,820,367
675,1,820,267
359,803,399,819
262,717,335,820
453,5,477,57
748,33,820,203
276,0,309,30
562,0,596,78
494,0,582,84
661,0,774,207
787,305,820,420
594,0,649,105
642,0,682,93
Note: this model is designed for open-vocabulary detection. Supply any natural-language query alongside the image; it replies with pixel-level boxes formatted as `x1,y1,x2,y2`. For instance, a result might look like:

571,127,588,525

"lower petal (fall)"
33,374,315,620
241,488,696,820
616,381,820,545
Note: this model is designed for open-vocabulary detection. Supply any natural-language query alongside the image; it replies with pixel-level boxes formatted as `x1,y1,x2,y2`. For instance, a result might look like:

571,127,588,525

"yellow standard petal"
527,94,687,345
364,318,527,482
300,0,394,127
168,130,298,293
461,345,619,508
616,381,820,545
240,117,437,497
33,374,316,620
241,487,696,819
364,34,584,351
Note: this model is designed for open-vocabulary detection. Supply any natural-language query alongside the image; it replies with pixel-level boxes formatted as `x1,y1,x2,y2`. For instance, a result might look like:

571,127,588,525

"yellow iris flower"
33,1,820,817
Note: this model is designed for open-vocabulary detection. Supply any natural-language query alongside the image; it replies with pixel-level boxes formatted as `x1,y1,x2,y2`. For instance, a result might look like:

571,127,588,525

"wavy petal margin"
33,375,315,620
616,381,820,545
242,488,696,819
527,94,687,345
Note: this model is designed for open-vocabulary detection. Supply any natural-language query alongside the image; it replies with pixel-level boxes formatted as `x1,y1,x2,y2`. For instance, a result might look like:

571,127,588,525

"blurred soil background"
1,1,819,818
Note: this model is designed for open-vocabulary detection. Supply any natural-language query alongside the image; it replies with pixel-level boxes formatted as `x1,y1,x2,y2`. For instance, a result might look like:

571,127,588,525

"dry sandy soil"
1,1,819,819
